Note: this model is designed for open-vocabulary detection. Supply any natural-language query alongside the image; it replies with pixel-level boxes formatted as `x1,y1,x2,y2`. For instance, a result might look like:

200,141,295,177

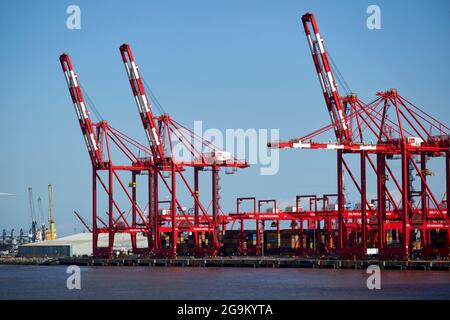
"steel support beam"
377,153,386,253
361,151,367,256
446,150,450,245
401,142,410,258
212,165,219,249
92,168,98,256
148,169,154,251
131,171,137,250
108,165,114,258
194,167,200,247
153,170,160,251
337,150,344,252
171,164,177,258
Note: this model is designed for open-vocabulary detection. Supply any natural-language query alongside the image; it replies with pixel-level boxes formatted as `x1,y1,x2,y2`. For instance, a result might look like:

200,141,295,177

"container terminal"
3,12,448,266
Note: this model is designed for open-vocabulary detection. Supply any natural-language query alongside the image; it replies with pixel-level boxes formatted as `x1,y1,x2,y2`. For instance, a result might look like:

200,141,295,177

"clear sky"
0,0,449,235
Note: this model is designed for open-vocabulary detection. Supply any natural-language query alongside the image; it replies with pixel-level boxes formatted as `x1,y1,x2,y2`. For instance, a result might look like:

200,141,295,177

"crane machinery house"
197,151,232,164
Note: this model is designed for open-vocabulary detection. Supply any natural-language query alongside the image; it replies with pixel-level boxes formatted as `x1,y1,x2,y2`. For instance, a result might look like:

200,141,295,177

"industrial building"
18,233,148,258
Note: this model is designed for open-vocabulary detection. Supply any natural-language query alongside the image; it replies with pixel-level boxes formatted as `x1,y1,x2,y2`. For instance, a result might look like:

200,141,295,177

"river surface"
0,265,449,299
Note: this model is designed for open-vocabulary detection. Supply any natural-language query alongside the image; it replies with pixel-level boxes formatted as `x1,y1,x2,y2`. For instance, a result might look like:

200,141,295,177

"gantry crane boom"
301,13,351,143
119,44,165,164
60,54,103,167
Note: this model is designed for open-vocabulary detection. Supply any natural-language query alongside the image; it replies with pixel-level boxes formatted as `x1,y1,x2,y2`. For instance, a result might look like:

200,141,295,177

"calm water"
0,265,449,300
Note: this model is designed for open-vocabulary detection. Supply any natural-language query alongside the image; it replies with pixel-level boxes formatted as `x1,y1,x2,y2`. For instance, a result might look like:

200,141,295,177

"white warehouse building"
18,233,148,258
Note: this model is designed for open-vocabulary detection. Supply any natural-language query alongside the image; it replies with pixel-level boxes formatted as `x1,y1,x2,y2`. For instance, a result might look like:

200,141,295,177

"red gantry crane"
268,12,449,260
61,47,248,258
61,53,156,257
119,44,248,257
60,14,448,261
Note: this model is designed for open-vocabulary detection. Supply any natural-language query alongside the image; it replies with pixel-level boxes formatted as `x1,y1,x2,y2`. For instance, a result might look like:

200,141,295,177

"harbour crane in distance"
37,197,47,241
47,184,56,240
27,187,37,242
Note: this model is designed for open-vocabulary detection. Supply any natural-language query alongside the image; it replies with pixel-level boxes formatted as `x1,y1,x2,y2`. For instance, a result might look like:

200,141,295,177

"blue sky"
0,0,449,235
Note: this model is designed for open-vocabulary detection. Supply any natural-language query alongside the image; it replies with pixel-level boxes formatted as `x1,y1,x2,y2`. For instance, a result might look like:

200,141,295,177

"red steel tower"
269,13,449,260
61,46,248,258
119,43,248,257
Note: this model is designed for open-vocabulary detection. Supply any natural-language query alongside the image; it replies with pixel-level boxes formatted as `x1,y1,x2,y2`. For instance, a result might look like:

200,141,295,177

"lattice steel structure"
267,12,449,260
60,48,248,258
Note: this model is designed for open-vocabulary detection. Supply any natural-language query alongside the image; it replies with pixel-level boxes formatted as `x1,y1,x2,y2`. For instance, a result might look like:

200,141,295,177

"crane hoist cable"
142,77,166,116
328,51,352,96
80,76,163,123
